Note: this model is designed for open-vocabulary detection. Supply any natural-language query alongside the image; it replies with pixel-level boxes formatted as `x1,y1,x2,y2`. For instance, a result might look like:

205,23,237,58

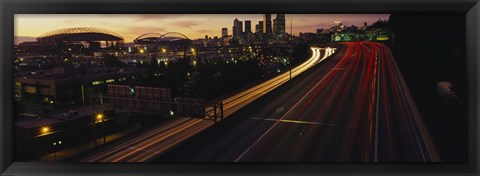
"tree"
103,54,125,67
292,43,310,65
150,56,158,69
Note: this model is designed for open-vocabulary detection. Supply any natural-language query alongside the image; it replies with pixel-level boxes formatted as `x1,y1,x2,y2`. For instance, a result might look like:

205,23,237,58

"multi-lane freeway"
81,47,335,162
83,42,439,162
172,42,440,162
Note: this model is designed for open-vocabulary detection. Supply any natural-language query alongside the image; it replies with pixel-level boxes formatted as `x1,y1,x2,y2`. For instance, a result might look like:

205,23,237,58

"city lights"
40,126,50,135
96,113,103,120
96,113,104,123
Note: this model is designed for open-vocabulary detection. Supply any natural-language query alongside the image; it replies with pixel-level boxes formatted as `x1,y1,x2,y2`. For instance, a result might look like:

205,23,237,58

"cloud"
124,26,166,34
63,20,78,24
169,20,199,28
134,14,172,22
295,22,332,30
120,26,167,42
196,29,214,34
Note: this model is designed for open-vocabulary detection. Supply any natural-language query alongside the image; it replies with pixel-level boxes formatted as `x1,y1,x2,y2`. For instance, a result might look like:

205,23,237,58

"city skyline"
14,14,390,44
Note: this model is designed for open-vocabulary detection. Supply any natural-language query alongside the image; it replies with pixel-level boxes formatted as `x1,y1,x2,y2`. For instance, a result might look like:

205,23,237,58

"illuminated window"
130,87,135,96
106,79,115,83
92,81,104,85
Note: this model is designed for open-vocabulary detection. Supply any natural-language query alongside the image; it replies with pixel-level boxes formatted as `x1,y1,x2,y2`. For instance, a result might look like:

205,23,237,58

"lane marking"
234,45,352,162
252,117,369,130
126,146,161,154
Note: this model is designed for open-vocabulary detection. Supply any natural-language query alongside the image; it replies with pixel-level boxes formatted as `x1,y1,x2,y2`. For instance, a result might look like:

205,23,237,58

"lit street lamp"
41,126,50,135
92,113,106,147
96,113,104,123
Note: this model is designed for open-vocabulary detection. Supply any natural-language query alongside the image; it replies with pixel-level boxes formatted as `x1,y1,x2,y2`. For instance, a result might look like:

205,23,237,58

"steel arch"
134,33,163,42
157,32,190,42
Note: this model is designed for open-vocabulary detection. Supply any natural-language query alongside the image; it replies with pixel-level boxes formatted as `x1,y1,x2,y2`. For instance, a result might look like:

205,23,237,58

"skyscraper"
222,27,228,38
244,20,252,34
233,18,243,38
256,21,264,34
263,14,272,35
273,14,286,39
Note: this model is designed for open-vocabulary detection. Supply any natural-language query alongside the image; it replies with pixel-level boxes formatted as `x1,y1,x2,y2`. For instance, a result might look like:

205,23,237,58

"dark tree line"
389,13,467,162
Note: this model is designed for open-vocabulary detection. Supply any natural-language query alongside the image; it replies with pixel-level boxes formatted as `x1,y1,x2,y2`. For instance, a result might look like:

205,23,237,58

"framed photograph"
1,0,479,175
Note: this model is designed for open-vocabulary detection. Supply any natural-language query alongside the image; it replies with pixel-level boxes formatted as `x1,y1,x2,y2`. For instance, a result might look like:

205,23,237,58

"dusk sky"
15,14,390,44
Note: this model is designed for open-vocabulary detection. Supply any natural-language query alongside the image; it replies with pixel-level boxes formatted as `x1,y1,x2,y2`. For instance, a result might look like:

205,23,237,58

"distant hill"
14,36,36,45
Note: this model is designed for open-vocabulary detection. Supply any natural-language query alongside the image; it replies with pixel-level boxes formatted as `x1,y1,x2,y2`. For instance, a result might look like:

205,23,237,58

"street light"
40,126,50,135
93,113,106,147
96,113,103,123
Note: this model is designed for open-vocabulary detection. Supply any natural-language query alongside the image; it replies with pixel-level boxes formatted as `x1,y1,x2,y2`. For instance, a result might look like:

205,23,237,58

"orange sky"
15,14,390,43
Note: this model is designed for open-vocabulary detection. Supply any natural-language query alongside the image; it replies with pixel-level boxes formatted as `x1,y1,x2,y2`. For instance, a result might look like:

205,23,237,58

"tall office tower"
263,14,272,35
273,14,286,39
222,27,228,38
256,21,264,34
233,18,243,38
244,20,252,34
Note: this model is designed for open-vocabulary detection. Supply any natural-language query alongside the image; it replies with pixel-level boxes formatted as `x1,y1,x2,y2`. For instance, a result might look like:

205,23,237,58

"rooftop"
15,105,92,130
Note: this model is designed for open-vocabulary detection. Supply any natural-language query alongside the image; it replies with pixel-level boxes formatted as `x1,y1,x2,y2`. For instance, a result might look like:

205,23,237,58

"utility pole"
91,94,96,147
100,94,106,144
213,104,217,123
220,102,224,120
289,16,293,80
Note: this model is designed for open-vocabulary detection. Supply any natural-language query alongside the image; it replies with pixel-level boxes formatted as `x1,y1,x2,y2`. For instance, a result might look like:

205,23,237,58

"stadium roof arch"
133,33,163,44
37,27,124,44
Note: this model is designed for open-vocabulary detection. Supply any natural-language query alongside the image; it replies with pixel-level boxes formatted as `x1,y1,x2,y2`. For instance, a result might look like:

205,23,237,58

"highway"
81,47,335,162
182,42,441,162
210,46,335,117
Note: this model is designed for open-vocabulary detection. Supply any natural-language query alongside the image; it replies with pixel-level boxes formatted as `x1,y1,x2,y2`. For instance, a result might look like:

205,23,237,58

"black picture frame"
1,0,479,175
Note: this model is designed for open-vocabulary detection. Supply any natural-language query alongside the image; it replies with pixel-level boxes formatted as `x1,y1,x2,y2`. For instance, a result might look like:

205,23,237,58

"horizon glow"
14,14,390,44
